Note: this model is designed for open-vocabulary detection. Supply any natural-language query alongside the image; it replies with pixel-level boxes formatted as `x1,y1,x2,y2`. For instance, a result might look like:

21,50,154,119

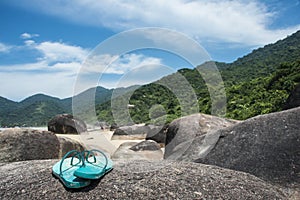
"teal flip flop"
74,149,113,180
52,150,91,188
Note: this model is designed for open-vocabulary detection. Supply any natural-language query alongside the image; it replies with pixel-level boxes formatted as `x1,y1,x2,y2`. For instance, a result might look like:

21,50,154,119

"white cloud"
12,0,300,46
83,53,163,75
0,42,11,53
0,39,90,100
20,32,39,39
0,70,77,101
0,60,82,101
24,40,35,46
35,41,89,63
0,40,88,73
0,39,165,100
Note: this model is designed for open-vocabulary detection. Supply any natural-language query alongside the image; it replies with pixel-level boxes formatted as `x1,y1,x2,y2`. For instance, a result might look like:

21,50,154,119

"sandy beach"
1,127,161,158
56,129,144,156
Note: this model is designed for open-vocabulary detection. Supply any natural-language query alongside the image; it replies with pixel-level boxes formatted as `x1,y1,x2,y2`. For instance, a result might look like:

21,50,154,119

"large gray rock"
0,129,59,162
196,107,300,188
284,83,300,110
164,113,238,160
112,125,164,140
112,142,163,161
48,114,87,134
145,124,167,144
0,160,289,199
57,136,86,158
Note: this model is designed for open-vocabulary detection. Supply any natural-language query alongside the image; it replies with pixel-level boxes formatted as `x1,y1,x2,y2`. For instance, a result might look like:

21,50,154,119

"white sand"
56,129,144,156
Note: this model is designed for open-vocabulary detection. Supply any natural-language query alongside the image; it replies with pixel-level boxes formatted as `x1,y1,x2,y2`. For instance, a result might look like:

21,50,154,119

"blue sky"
0,0,300,101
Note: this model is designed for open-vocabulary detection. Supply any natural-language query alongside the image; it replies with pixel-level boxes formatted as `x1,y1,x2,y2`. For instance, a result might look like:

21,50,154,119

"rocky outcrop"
112,142,163,161
0,129,59,162
145,125,167,144
0,159,288,199
48,114,87,134
164,113,238,160
57,136,86,158
284,83,300,110
112,125,165,140
0,128,87,162
196,107,300,188
130,140,161,151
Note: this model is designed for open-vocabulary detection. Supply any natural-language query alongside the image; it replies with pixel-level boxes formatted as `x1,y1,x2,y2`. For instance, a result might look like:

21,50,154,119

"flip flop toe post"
52,150,91,188
74,149,113,180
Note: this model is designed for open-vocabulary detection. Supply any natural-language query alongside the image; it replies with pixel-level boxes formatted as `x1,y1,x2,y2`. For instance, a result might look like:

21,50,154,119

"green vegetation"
96,30,300,125
0,86,139,127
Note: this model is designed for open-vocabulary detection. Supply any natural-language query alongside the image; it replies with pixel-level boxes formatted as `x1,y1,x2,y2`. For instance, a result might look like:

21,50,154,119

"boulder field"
0,107,299,199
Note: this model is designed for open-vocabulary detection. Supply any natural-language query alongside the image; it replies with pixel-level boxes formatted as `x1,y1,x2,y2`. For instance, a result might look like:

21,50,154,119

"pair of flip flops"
52,149,113,188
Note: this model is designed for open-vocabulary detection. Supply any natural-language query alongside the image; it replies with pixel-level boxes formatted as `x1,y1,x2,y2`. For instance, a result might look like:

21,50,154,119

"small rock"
130,140,161,151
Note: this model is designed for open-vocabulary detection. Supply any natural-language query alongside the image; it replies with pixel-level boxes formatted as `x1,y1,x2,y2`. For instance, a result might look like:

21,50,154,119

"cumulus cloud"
20,32,39,39
35,41,89,63
83,53,163,75
0,40,88,73
10,0,300,46
24,40,35,46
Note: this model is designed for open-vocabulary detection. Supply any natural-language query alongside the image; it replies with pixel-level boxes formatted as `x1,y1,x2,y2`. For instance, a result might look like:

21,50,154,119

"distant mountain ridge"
0,85,139,127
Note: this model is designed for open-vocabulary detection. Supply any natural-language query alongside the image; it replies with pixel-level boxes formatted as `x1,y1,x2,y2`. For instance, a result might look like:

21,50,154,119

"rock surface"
145,125,167,144
284,83,300,110
0,129,59,162
196,107,300,188
48,114,87,134
57,136,86,158
0,159,288,199
112,125,164,140
164,113,238,160
112,142,163,161
129,140,161,151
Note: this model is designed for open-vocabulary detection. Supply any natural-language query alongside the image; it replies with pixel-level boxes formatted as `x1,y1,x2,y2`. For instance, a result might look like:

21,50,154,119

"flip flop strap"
59,150,82,175
82,149,108,170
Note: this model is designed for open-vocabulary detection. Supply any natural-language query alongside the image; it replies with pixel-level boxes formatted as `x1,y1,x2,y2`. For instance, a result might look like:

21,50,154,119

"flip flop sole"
74,156,113,180
52,157,91,188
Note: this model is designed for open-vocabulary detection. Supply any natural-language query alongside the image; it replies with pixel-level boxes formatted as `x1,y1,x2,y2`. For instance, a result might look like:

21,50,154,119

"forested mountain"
0,86,138,127
0,94,70,127
96,30,300,125
0,97,18,115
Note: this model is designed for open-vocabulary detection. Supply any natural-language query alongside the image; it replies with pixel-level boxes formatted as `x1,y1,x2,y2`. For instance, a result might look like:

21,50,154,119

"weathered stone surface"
57,136,86,158
130,140,161,151
145,125,167,144
284,83,300,110
112,125,150,140
0,159,288,199
164,113,238,160
48,114,87,134
112,142,163,161
196,107,300,188
0,129,59,162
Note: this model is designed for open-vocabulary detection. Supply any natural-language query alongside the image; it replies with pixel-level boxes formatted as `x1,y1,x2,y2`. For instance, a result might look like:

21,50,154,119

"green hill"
0,94,69,127
0,86,139,127
96,30,300,125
